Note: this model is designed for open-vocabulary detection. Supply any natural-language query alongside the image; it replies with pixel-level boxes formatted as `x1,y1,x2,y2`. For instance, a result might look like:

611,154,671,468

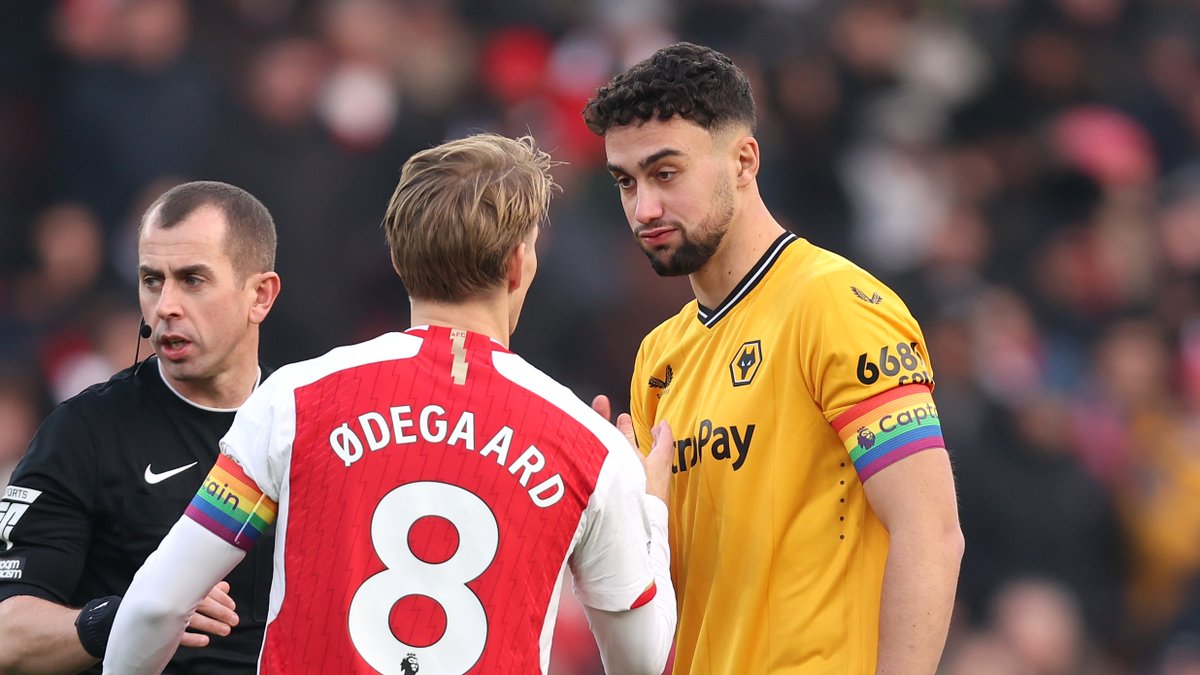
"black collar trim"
696,231,798,328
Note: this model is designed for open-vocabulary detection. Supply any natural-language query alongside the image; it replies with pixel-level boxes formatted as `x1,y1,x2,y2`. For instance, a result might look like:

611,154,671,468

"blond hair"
384,133,557,302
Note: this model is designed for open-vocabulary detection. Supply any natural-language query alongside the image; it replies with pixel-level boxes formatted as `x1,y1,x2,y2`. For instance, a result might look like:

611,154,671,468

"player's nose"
634,191,664,225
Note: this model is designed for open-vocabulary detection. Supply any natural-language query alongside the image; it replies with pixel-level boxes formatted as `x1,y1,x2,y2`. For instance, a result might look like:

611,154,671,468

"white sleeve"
102,519,246,674
569,438,676,674
583,495,675,675
219,373,293,501
570,432,660,609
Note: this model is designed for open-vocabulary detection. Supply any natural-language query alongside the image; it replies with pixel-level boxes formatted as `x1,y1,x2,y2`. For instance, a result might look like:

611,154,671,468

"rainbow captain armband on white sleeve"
185,454,277,550
832,384,945,482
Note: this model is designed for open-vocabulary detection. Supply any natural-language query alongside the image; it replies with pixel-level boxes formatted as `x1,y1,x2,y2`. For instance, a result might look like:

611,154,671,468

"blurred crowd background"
3,0,1200,672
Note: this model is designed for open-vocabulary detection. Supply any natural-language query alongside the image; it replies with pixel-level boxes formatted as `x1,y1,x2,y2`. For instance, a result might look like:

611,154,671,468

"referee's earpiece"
139,318,152,340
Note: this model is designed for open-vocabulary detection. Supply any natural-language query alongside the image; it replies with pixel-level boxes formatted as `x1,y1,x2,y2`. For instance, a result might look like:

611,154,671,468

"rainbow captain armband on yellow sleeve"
832,384,945,482
184,454,277,550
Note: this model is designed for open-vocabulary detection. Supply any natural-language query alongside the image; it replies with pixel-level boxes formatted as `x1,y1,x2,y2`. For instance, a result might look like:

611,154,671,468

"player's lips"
638,227,677,247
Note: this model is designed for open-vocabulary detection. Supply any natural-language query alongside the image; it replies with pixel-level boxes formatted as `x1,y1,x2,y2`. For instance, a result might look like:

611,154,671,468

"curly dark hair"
582,42,756,135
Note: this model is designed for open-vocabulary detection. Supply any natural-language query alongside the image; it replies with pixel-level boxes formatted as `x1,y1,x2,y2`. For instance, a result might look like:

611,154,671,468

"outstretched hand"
592,395,674,504
180,581,239,648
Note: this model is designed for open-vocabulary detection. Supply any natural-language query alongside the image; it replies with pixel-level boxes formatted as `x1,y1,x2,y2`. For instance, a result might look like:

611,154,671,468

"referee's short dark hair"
140,180,277,281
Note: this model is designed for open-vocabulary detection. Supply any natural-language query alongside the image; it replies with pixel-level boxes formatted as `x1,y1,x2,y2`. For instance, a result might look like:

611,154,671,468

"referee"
0,181,281,673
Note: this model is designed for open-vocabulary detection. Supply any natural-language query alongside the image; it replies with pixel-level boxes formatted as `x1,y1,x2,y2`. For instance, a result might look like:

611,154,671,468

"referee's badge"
0,485,42,553
730,340,763,387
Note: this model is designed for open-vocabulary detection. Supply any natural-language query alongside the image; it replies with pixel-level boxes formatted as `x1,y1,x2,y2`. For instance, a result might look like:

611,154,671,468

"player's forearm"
104,519,245,674
0,595,98,674
586,496,677,674
875,523,964,675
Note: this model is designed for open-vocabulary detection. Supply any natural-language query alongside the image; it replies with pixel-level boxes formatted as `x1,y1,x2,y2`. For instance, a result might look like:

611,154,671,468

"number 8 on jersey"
349,481,499,673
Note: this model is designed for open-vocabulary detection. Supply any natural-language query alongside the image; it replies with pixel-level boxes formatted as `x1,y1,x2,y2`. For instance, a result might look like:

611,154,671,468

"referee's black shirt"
0,357,273,674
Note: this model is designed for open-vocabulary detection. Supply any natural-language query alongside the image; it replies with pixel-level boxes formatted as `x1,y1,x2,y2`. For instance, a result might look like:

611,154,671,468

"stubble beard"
642,180,735,277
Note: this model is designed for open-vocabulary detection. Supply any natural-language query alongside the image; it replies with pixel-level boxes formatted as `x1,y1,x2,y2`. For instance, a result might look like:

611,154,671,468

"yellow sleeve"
629,338,654,456
798,265,944,481
799,267,935,421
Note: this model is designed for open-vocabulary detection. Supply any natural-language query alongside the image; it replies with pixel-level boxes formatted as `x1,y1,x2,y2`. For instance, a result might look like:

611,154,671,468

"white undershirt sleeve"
103,518,247,674
583,495,676,675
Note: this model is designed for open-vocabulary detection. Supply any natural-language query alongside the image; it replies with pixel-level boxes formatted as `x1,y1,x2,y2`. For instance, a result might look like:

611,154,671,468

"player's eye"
141,276,162,289
184,275,204,287
614,175,634,191
656,170,676,182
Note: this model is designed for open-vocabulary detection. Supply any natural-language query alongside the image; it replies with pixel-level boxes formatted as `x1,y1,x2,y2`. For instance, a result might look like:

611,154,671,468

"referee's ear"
247,271,281,325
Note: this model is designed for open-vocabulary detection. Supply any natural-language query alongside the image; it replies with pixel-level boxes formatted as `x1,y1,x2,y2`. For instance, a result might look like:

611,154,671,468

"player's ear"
735,135,759,186
506,242,527,293
248,271,281,325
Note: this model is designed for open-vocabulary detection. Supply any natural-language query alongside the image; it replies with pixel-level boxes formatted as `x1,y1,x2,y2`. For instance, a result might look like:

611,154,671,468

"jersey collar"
155,357,263,413
406,324,510,352
696,231,798,328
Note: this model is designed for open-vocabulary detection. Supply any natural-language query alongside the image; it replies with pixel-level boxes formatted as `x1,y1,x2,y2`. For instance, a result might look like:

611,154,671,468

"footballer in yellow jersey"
629,231,945,674
586,41,962,675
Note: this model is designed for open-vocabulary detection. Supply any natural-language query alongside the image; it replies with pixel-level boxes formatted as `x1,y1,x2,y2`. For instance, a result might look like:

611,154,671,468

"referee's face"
138,205,262,404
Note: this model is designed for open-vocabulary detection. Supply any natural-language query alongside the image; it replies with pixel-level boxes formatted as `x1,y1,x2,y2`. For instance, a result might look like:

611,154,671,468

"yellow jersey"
630,232,944,674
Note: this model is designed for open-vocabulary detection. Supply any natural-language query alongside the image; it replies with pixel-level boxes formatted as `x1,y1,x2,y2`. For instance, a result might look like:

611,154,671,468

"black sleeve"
0,402,98,605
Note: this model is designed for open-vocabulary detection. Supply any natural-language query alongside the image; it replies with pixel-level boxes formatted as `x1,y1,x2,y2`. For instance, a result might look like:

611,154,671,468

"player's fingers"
195,592,239,628
643,421,674,502
648,421,674,462
207,581,236,611
591,394,612,421
615,413,638,450
180,632,211,648
186,612,233,637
